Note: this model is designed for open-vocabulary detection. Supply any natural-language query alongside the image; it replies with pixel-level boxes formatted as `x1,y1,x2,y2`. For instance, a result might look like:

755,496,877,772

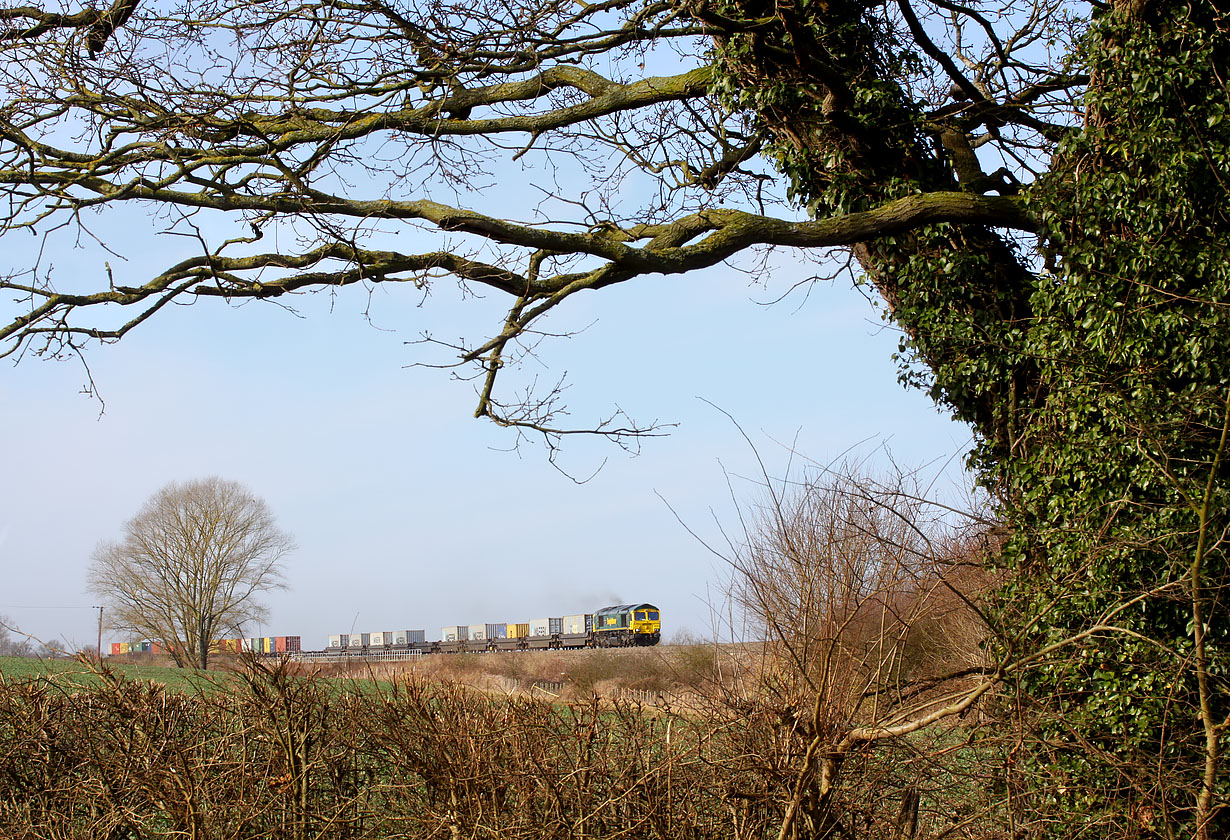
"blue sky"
0,30,978,652
0,233,973,652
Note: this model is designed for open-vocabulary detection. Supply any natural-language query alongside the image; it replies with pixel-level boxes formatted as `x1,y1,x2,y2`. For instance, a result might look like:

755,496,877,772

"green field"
0,655,233,691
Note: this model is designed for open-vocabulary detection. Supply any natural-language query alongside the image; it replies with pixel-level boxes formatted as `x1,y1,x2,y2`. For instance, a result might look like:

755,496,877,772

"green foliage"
712,0,1230,834
1001,4,1230,833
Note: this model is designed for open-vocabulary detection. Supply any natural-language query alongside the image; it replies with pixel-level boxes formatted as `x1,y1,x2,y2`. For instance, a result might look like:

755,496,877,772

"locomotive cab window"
647,611,659,621
635,611,647,621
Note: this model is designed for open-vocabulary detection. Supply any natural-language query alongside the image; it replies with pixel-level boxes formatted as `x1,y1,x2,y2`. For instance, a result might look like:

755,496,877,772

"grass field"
0,655,235,692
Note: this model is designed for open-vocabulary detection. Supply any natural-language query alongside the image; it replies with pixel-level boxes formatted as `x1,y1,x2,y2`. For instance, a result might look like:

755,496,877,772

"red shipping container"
275,636,287,653
110,643,122,656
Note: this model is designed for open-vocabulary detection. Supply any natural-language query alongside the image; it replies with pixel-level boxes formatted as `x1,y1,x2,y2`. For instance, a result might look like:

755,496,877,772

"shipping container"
441,626,469,642
368,631,389,647
110,643,122,656
549,617,563,635
407,630,426,644
327,634,344,648
118,642,129,654
285,636,301,652
485,623,508,639
468,624,487,641
358,633,370,647
507,622,530,638
562,614,592,635
528,618,551,637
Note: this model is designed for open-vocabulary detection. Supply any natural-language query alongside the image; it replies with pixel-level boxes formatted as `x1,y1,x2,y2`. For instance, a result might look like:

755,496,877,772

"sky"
0,33,978,655
0,236,974,653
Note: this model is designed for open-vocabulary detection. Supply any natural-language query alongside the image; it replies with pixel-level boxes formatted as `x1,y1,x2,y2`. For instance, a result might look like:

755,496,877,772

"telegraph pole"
93,605,103,663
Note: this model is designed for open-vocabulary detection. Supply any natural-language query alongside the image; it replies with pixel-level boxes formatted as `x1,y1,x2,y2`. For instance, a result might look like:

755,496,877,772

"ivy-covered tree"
1,0,1226,833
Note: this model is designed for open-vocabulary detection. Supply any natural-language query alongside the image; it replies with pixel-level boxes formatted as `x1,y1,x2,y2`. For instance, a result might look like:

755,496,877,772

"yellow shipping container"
507,623,530,639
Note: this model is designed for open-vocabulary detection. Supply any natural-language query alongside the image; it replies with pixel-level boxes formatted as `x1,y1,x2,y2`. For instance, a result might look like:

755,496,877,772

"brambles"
0,652,1010,839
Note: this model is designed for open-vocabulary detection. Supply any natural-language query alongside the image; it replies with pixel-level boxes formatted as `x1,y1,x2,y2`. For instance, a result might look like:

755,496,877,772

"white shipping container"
369,631,389,647
528,618,551,637
391,630,408,646
468,624,487,641
441,626,469,642
562,614,592,635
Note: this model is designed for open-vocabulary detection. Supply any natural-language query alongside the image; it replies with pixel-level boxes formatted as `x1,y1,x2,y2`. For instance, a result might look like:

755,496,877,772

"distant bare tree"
88,478,294,669
0,615,34,657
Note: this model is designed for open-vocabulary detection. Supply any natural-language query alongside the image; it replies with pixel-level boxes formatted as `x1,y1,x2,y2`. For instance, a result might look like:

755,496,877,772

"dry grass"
282,643,766,704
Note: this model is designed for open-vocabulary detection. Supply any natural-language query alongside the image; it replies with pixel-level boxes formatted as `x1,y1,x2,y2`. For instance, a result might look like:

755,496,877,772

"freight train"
108,603,661,659
327,603,661,654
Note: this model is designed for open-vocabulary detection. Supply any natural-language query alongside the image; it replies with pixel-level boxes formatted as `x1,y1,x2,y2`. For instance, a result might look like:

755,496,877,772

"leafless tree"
88,477,294,669
0,0,1058,447
0,614,35,657
716,462,1004,837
